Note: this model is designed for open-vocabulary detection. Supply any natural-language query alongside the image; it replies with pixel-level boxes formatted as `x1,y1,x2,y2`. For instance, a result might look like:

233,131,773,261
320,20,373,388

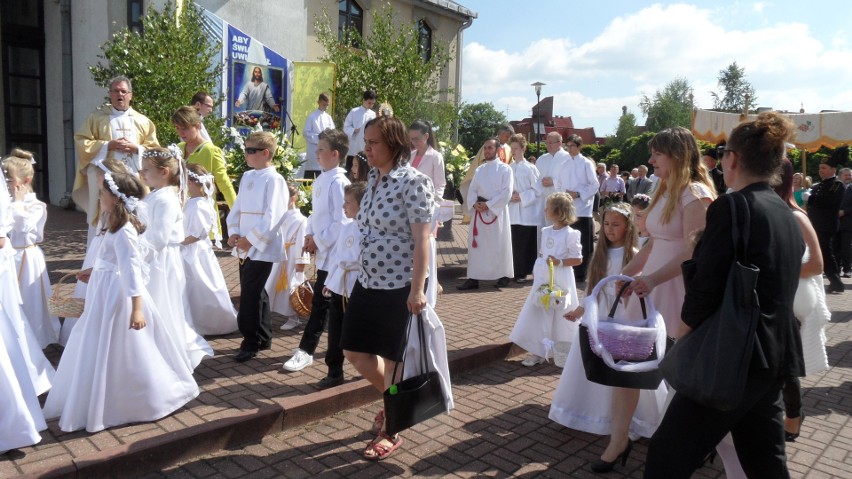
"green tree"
711,62,757,113
619,132,657,172
314,5,458,143
89,1,224,146
607,109,641,149
457,102,507,154
639,77,693,132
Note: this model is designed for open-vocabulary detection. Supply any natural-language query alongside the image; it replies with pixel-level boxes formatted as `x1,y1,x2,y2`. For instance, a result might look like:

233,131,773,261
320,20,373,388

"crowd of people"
0,75,840,475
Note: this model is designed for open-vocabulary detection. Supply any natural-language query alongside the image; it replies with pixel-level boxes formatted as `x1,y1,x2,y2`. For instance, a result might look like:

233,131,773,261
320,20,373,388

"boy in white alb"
227,131,289,362
283,129,350,377
317,182,366,389
264,183,310,330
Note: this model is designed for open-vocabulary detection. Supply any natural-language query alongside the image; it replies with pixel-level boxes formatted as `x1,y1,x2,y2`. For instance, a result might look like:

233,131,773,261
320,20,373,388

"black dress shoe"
456,279,479,290
316,375,344,390
514,277,529,284
233,350,257,362
590,440,632,473
827,284,845,294
496,277,511,287
259,340,272,351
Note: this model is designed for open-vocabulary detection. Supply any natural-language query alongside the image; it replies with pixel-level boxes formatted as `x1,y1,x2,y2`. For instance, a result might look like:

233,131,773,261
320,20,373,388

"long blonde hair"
646,127,716,224
585,203,638,291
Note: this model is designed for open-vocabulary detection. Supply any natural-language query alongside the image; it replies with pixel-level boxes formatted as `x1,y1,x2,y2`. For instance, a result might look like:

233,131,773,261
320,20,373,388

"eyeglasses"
245,147,267,154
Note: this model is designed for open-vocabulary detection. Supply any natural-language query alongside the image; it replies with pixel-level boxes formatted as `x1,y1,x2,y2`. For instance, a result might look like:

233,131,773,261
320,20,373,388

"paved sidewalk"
2,206,851,478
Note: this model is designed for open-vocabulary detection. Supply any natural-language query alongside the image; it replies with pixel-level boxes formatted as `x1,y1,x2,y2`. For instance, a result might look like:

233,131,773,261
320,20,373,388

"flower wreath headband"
143,145,187,203
103,172,139,212
186,168,223,247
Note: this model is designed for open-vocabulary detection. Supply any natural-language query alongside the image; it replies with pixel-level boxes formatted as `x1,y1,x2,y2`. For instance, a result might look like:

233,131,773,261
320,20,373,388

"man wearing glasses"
73,75,159,242
191,91,216,142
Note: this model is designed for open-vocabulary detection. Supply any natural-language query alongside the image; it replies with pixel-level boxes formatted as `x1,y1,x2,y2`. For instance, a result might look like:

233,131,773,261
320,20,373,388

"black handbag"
578,280,667,390
383,313,447,435
659,193,760,411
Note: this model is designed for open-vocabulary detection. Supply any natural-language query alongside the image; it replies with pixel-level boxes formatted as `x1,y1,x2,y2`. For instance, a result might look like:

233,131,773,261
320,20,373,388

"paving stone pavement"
1,205,851,478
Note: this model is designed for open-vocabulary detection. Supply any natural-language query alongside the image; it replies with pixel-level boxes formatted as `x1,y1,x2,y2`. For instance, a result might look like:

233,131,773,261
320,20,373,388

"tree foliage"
89,1,224,146
457,102,507,154
607,110,641,149
314,4,458,143
639,77,693,132
617,132,657,173
711,62,757,113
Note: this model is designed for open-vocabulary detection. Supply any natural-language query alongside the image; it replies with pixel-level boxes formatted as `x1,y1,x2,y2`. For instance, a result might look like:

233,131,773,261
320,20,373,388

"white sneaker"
521,355,546,367
279,317,305,331
283,349,313,371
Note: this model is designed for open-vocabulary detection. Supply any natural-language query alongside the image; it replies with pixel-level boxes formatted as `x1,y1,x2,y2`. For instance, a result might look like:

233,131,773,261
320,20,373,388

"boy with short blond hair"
283,129,351,382
226,130,288,362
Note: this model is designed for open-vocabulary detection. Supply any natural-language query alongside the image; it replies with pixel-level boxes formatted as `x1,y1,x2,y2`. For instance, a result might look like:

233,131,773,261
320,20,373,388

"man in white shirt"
535,132,569,217
554,134,599,282
302,93,335,179
458,138,515,290
342,89,376,175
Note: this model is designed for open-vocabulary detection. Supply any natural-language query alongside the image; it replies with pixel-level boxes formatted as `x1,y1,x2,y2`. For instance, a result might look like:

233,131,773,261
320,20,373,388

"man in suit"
808,146,848,293
625,165,653,202
703,144,727,195
834,167,852,277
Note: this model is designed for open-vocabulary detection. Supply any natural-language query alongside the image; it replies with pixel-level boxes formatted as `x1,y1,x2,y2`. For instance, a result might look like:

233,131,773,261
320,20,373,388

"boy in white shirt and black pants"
283,130,351,380
227,131,288,362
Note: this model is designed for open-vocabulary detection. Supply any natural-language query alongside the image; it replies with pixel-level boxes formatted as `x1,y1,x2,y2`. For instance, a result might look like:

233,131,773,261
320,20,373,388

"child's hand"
564,306,584,322
322,286,332,298
130,310,147,330
227,234,239,247
0,237,4,248
547,255,560,265
76,268,93,283
235,236,253,251
303,235,317,254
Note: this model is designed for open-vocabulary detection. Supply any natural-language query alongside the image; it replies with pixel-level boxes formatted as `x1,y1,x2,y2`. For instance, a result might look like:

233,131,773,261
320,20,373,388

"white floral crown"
187,169,215,199
104,172,139,212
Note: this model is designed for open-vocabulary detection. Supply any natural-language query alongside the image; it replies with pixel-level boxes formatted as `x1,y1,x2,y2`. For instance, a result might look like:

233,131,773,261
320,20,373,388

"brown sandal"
370,408,384,434
363,431,403,461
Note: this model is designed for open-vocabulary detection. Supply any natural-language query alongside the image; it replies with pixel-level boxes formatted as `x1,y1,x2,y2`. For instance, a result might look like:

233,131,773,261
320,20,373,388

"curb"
22,342,518,479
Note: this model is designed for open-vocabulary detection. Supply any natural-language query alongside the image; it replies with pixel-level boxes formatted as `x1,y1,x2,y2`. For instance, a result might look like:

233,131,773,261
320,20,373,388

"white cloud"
462,3,852,135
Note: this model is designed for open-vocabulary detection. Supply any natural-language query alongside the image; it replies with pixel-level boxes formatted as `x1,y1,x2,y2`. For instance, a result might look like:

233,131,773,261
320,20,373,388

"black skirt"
341,281,413,362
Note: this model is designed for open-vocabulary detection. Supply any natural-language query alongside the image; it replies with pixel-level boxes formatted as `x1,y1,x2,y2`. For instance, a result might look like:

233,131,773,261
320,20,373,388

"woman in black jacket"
644,111,805,478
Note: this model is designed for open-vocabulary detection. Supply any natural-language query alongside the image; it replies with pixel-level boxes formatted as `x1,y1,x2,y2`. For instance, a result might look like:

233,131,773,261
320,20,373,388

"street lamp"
531,82,545,144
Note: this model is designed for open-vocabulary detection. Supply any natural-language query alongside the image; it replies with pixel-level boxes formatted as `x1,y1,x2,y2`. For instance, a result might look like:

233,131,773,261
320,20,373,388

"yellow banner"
291,62,336,153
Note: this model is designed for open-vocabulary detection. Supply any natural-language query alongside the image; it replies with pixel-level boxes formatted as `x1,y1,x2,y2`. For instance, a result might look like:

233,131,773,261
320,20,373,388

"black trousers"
832,229,852,273
237,258,273,352
645,376,789,479
298,269,330,355
573,216,594,281
510,224,538,279
325,291,347,377
817,227,843,288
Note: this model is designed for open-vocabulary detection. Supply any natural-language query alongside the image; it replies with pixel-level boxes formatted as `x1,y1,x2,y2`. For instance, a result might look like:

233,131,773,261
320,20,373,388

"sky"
458,0,852,137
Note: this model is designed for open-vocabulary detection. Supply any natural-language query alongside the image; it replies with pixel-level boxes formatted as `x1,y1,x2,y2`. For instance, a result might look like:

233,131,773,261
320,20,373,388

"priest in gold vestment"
72,76,158,234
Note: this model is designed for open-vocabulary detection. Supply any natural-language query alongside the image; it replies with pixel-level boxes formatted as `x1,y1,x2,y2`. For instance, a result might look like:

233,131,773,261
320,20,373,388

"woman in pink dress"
589,127,715,473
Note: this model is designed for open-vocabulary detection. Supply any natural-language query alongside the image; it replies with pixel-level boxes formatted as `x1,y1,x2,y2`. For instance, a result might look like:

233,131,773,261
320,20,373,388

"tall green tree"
711,62,757,113
607,109,641,149
314,5,458,143
457,102,507,154
639,77,693,132
89,1,223,146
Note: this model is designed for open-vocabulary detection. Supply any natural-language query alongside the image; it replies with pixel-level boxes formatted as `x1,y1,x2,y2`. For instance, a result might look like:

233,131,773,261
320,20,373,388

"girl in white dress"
181,163,238,336
43,171,199,433
139,147,212,369
3,151,60,347
549,203,667,464
509,192,582,366
0,160,46,452
264,183,310,330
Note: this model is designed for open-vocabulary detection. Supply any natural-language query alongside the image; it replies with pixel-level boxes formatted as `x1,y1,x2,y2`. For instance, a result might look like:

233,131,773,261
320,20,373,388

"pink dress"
643,183,713,335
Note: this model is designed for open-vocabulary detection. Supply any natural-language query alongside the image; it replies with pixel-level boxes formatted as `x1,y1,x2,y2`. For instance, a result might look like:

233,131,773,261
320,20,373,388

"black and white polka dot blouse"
357,164,435,290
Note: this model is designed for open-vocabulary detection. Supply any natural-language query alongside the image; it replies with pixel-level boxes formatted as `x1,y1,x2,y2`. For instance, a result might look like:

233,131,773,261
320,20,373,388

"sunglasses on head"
245,147,267,154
